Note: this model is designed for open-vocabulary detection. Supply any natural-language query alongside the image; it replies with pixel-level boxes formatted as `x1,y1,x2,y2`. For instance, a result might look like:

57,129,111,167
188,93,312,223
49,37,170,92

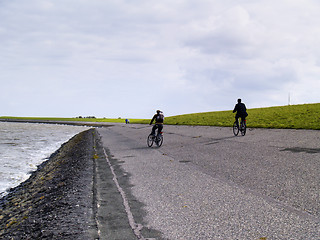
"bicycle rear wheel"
147,134,154,147
155,135,163,147
233,121,239,136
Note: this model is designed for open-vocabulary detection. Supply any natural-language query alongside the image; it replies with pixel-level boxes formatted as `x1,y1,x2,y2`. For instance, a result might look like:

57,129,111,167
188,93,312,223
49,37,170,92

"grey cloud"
0,0,319,118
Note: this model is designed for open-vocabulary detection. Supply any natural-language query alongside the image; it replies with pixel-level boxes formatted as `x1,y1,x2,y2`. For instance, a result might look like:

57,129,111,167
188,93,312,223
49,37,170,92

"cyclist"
233,99,248,127
150,110,164,136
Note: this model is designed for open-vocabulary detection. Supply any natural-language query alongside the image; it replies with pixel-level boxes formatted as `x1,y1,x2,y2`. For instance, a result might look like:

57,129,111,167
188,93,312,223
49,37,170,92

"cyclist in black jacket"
150,110,164,136
233,99,248,127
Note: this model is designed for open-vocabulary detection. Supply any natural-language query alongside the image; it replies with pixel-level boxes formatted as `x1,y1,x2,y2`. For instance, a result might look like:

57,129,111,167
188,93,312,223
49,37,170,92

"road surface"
97,124,320,239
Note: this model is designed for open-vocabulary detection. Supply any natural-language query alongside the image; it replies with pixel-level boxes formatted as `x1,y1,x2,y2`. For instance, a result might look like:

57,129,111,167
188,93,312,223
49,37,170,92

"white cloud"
0,0,319,118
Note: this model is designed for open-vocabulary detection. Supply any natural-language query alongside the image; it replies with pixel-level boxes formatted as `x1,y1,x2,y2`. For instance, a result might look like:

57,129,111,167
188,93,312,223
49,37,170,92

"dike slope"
0,129,98,239
0,126,158,240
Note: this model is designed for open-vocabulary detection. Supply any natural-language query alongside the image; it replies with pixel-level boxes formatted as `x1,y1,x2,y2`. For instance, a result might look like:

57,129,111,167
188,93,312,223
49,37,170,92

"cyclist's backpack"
156,112,164,122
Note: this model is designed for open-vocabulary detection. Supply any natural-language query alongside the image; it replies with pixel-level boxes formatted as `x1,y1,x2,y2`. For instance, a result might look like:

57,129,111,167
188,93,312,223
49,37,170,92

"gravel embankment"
0,129,98,239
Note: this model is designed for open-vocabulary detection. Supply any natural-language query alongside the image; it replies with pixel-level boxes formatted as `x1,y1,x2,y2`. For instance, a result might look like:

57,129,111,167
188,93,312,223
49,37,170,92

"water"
0,122,90,197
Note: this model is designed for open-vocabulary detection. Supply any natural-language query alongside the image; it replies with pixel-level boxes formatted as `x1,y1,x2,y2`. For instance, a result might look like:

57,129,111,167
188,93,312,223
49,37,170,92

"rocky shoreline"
0,129,98,239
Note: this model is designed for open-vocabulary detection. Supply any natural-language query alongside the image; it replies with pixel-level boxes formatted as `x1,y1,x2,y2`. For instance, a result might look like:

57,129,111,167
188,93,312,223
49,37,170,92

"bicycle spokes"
147,133,163,147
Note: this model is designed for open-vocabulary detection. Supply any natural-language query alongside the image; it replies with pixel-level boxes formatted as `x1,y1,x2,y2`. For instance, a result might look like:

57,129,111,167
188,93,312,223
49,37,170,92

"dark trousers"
151,124,163,135
235,114,246,126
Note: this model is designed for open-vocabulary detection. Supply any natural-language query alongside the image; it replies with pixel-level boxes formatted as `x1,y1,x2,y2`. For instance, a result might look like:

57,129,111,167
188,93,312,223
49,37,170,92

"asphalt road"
97,124,320,240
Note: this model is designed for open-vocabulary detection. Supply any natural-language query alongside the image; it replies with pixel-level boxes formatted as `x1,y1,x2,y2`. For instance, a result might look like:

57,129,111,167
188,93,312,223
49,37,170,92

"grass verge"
1,103,319,130
164,103,320,130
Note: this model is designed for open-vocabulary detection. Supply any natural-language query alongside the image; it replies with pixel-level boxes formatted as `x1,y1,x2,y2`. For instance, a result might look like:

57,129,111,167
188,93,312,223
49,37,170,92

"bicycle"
147,132,163,147
233,119,246,136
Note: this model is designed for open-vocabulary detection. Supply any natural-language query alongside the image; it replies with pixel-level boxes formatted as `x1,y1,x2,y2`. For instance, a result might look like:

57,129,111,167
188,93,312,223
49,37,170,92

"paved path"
97,124,320,239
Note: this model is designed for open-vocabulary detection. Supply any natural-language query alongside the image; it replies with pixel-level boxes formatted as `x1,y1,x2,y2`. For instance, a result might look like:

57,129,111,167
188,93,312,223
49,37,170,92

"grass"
164,103,320,130
1,103,320,130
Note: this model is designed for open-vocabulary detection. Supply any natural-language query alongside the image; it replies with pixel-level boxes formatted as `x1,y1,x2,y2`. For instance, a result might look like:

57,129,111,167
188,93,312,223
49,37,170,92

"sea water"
0,122,90,197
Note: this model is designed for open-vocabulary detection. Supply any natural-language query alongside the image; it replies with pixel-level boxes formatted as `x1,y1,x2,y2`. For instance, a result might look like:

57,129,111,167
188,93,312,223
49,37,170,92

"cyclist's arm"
233,104,238,113
150,115,156,125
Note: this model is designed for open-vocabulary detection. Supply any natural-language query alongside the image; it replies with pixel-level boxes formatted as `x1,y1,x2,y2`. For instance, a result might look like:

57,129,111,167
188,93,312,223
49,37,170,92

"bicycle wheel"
147,134,154,147
233,121,239,136
155,135,163,147
241,122,246,136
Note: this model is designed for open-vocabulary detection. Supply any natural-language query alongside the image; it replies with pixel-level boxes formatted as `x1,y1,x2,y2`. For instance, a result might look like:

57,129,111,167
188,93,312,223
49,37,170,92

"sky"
1,0,320,119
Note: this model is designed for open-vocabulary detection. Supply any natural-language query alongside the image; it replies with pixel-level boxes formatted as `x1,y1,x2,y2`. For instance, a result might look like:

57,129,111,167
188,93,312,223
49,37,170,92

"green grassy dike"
165,103,320,130
1,103,320,130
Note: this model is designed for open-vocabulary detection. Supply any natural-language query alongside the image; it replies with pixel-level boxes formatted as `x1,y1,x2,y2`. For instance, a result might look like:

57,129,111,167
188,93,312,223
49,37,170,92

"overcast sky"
1,0,319,118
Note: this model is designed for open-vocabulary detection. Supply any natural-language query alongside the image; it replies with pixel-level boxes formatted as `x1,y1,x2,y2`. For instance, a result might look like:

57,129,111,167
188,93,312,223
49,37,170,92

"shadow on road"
281,147,320,154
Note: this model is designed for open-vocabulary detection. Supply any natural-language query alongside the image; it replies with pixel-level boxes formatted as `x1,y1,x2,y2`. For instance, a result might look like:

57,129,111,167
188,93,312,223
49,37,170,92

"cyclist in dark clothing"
233,99,248,126
150,110,164,136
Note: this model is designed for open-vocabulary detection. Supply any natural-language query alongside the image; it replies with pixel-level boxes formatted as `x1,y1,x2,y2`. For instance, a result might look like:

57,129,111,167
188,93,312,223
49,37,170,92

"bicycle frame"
147,131,163,147
240,119,246,129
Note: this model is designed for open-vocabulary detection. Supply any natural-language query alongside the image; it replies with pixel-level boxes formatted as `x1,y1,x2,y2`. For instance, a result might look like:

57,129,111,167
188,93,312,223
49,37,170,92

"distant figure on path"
150,110,164,136
233,99,248,126
125,119,130,124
